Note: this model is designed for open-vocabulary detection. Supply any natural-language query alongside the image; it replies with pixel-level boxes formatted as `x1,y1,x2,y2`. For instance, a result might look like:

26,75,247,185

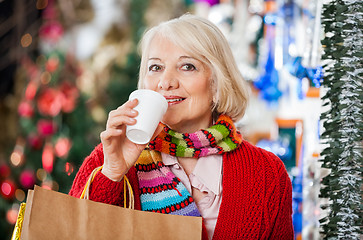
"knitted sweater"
69,140,294,239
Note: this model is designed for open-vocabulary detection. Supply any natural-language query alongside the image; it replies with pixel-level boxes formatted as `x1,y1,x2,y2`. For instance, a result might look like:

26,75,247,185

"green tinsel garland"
319,0,363,239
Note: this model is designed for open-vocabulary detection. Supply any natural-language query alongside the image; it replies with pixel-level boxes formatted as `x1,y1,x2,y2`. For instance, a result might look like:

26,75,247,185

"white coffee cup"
126,89,168,144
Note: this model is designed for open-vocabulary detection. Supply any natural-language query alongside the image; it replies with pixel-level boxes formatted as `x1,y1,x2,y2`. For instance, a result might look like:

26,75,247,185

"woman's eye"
149,65,162,71
181,64,196,71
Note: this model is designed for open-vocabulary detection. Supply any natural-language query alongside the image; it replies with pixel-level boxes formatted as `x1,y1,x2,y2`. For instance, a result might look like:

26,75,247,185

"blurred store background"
0,0,360,239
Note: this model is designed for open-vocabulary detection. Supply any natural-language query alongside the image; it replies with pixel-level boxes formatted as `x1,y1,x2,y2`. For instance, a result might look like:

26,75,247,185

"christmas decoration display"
206,1,325,238
319,0,363,239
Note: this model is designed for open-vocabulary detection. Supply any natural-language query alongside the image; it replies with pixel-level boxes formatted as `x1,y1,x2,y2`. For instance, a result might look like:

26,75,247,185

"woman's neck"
165,115,213,133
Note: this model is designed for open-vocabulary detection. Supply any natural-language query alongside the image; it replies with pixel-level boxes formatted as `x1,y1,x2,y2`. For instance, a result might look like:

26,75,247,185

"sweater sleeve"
68,143,125,206
264,151,294,240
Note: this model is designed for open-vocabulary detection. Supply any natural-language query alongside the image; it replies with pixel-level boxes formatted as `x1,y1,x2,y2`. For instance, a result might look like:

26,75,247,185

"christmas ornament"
19,170,36,189
25,80,38,100
55,137,72,158
59,81,79,113
42,142,54,173
37,119,57,137
37,88,63,117
39,19,64,43
6,207,19,225
254,48,282,103
45,56,59,72
64,162,74,176
0,179,16,200
18,101,34,118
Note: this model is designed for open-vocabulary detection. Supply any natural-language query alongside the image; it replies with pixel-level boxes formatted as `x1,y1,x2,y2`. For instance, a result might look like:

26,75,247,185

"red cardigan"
69,140,294,239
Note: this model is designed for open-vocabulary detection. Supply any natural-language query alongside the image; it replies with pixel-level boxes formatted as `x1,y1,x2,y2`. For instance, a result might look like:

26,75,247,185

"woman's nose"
157,69,178,90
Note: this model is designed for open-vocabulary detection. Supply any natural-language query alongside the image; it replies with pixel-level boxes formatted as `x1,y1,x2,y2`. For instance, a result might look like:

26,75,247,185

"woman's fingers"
100,128,123,140
107,115,136,129
108,108,137,122
110,99,138,117
106,99,139,128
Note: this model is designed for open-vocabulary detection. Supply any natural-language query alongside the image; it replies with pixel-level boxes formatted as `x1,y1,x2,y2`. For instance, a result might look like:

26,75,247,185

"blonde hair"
138,14,249,122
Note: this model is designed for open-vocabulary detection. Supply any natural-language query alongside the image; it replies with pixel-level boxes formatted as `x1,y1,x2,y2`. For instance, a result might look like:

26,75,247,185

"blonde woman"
70,14,293,239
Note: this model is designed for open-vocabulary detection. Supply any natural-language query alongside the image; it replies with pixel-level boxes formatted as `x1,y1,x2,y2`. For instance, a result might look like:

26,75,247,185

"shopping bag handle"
80,166,134,209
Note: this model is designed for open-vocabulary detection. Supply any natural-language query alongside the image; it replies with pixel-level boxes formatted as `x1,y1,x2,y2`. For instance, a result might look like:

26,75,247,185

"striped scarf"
149,115,242,158
135,115,242,216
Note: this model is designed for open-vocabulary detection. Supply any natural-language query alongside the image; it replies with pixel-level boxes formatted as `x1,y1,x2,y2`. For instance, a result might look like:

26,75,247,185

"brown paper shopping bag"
18,185,202,240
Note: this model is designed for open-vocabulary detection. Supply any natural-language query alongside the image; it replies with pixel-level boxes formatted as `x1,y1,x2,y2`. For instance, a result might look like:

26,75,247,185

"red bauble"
55,137,72,158
18,101,34,118
37,119,57,137
39,21,64,43
19,170,36,189
25,81,38,100
45,57,59,73
0,179,16,200
64,162,74,176
37,88,63,117
6,208,19,225
42,143,54,173
59,81,79,113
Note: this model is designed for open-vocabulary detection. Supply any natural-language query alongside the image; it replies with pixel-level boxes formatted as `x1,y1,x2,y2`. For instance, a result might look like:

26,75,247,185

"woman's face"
144,36,213,133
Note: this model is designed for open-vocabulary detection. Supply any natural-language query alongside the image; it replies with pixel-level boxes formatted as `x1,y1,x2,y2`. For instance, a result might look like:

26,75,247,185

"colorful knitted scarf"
149,114,242,158
135,115,242,216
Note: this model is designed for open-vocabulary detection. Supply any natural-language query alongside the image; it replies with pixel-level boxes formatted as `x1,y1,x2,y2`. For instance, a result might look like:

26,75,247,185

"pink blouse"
161,153,223,240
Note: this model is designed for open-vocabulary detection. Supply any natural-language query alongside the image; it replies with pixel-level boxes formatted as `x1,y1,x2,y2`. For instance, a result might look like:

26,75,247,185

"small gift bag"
11,166,202,240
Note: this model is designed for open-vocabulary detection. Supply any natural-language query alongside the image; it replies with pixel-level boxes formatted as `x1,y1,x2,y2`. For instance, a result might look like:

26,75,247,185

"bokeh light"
15,189,25,202
10,151,24,167
64,162,74,176
20,33,32,48
36,168,47,181
40,71,52,84
36,0,48,10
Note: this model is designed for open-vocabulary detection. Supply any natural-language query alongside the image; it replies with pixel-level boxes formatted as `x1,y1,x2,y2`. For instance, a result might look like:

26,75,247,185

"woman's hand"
100,99,162,182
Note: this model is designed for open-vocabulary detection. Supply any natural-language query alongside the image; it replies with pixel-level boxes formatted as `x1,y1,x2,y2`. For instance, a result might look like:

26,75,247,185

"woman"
69,14,293,239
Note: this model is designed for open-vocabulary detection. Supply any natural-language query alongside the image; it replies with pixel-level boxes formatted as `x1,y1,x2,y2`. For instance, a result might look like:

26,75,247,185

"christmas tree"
319,0,363,238
0,2,98,238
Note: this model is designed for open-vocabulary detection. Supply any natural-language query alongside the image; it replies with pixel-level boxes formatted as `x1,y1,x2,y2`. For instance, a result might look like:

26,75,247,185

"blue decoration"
287,56,323,93
306,66,323,87
254,44,282,103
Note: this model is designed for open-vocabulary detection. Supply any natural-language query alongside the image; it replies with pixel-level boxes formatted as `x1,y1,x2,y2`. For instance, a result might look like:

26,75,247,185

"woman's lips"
164,96,186,106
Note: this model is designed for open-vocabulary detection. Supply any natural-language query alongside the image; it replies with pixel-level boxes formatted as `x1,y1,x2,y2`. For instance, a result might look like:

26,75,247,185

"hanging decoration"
254,0,282,104
319,0,363,239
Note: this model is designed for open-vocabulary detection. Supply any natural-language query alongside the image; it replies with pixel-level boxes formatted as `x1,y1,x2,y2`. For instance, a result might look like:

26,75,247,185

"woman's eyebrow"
148,57,161,61
179,56,196,60
147,56,197,62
